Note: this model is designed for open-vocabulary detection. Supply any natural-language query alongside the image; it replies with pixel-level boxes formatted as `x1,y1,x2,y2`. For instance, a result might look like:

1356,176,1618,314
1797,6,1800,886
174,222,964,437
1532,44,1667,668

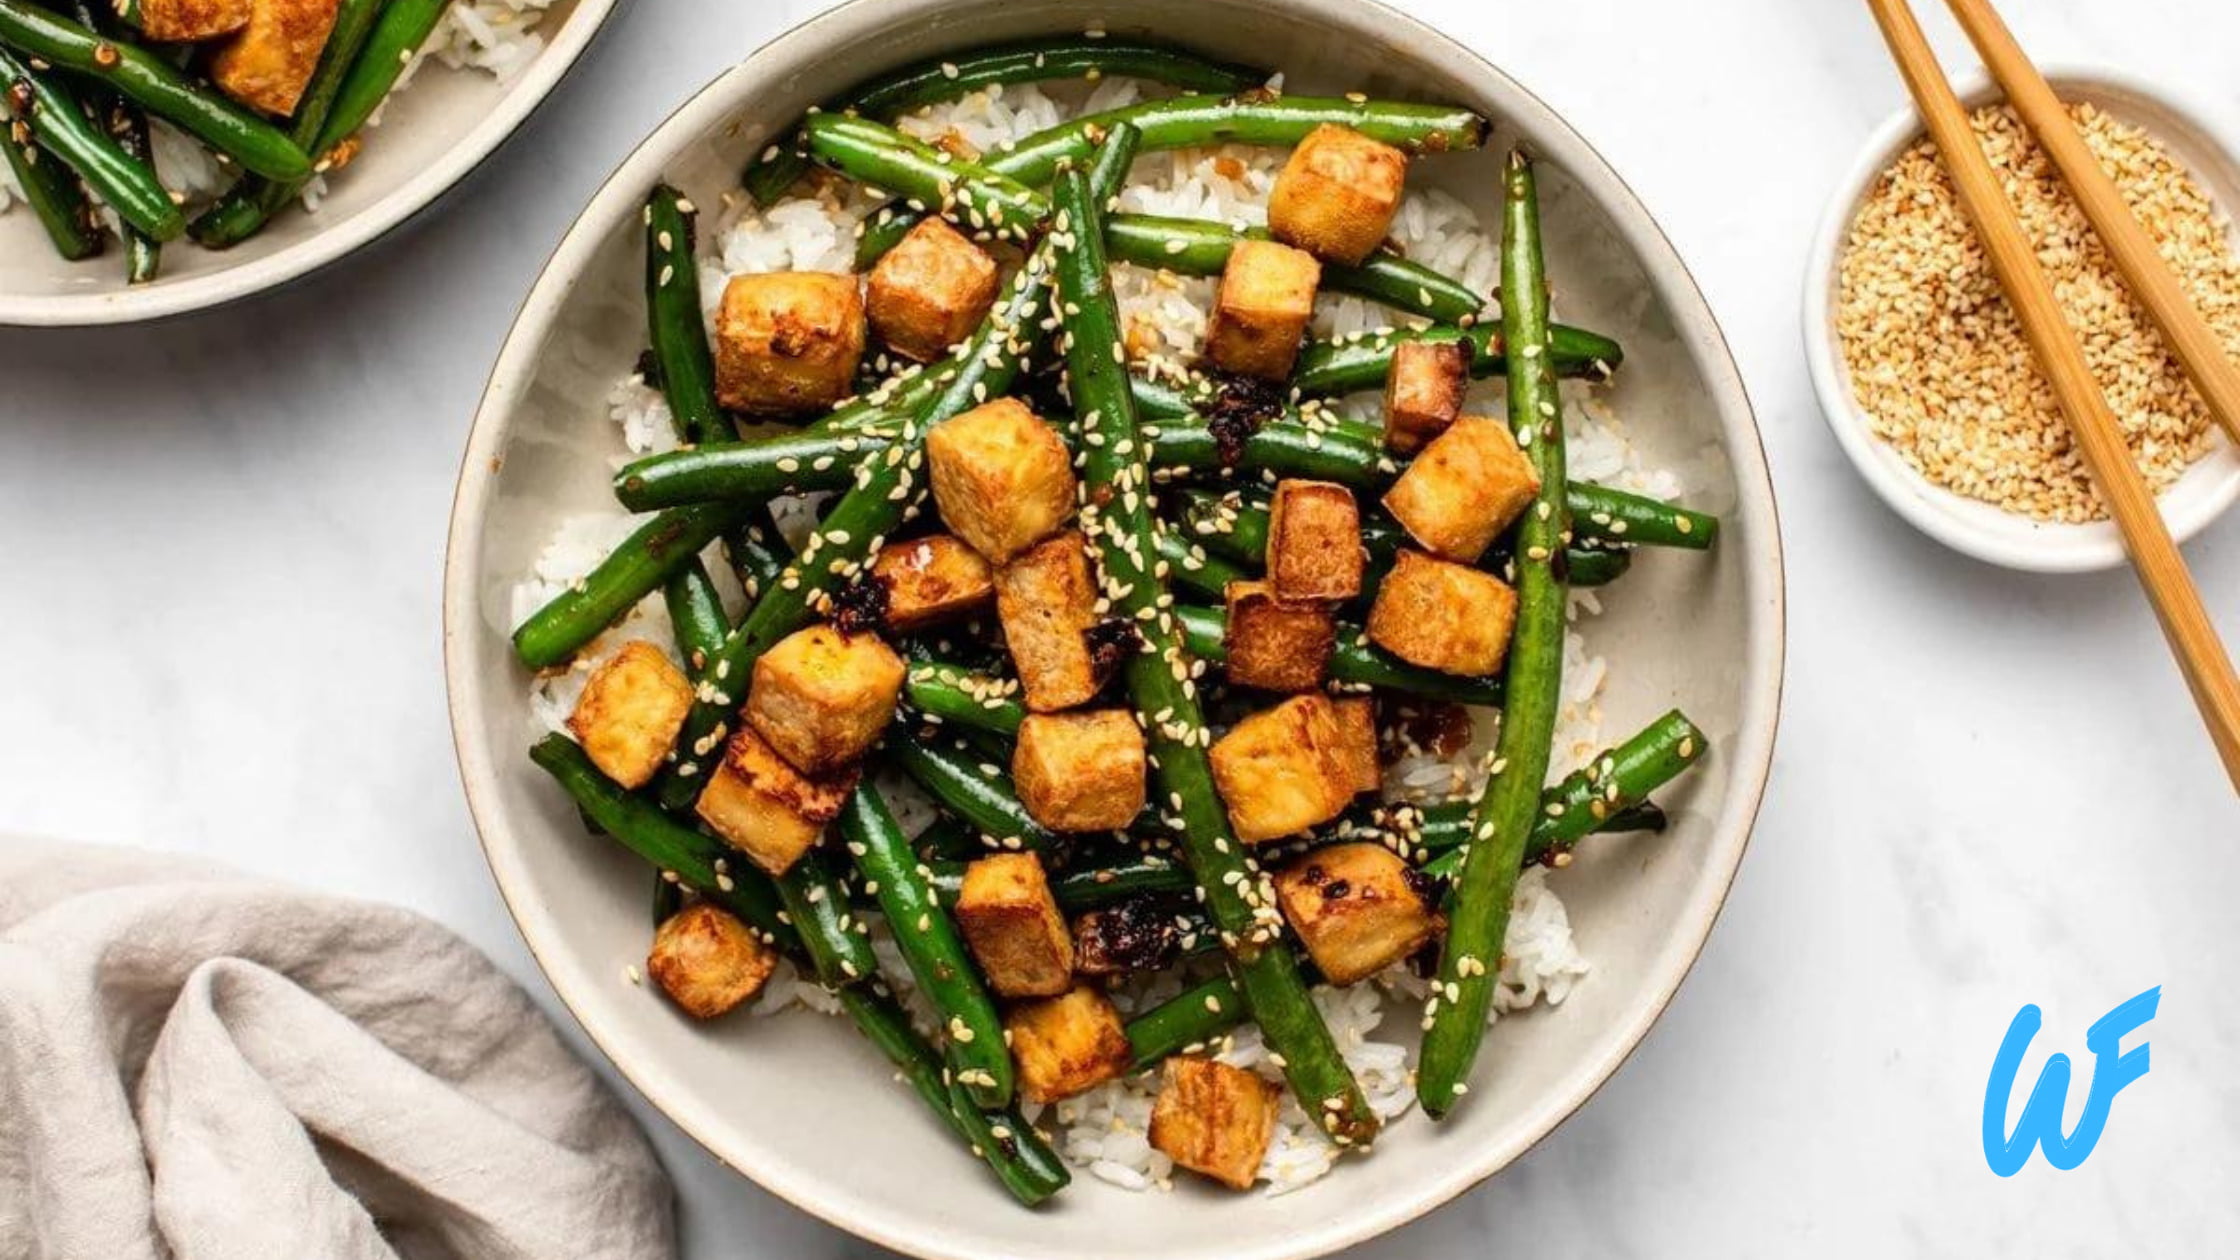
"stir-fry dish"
0,0,556,280
513,35,1720,1202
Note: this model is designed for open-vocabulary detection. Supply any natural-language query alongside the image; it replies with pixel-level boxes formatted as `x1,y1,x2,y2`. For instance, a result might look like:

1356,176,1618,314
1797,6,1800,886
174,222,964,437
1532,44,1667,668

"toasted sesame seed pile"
1836,102,2240,522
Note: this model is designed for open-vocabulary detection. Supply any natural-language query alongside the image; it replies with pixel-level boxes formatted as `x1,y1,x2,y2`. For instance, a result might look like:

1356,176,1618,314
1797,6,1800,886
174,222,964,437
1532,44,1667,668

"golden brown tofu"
744,625,905,775
1272,843,1439,986
1266,479,1364,601
713,272,867,414
993,532,1104,713
869,534,994,633
647,903,778,1018
1148,1057,1278,1190
1203,239,1320,380
1266,123,1409,266
1383,339,1470,455
1332,696,1382,794
866,218,1001,362
137,0,252,42
1383,414,1541,563
1005,984,1133,1104
1013,710,1146,832
954,853,1073,998
926,398,1078,564
209,0,338,117
1207,694,1358,843
694,727,859,876
566,642,694,790
1222,580,1333,693
1366,550,1518,677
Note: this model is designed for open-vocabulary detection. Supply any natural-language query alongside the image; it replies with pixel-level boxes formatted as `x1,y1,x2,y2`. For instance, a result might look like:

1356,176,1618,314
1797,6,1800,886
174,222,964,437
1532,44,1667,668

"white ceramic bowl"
1803,64,2240,574
0,0,618,327
444,1,1785,1255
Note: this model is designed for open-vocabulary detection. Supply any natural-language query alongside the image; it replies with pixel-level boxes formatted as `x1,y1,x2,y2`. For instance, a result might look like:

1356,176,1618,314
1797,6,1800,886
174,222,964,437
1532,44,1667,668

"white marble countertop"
5,0,2238,1253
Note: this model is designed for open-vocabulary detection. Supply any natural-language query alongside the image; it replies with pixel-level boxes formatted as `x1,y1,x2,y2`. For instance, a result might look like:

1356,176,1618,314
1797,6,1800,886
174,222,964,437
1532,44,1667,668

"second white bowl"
1803,64,2240,573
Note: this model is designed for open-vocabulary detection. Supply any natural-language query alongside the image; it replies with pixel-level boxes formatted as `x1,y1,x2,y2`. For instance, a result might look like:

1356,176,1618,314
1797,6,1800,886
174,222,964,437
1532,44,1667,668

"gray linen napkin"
0,838,673,1260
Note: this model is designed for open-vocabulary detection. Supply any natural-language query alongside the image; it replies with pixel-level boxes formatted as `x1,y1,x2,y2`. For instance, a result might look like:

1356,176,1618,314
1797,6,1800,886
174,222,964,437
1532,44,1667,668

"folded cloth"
0,839,674,1260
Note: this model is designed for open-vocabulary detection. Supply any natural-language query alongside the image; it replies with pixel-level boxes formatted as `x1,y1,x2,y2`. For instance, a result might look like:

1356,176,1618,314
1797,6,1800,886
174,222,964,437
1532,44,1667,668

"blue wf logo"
1981,986,2160,1176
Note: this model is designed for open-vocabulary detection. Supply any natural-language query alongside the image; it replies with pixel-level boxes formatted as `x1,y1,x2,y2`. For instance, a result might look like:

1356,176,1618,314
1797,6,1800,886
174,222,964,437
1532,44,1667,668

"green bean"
744,36,1263,205
661,557,730,673
802,112,1048,241
1414,710,1706,877
527,734,795,947
312,0,449,156
1170,603,1506,707
859,93,1486,265
842,782,1013,1107
511,502,751,670
0,0,310,179
1125,975,1246,1070
839,984,1070,1207
103,94,159,281
1569,482,1718,550
903,659,1025,738
892,734,1058,852
639,184,732,446
1419,151,1568,1118
1153,528,1253,601
654,120,1144,810
1174,487,1634,591
1293,321,1624,397
1106,213,1483,323
1052,144,1376,1145
772,849,878,988
923,850,1197,911
187,0,382,248
0,87,102,259
613,428,892,511
0,47,180,239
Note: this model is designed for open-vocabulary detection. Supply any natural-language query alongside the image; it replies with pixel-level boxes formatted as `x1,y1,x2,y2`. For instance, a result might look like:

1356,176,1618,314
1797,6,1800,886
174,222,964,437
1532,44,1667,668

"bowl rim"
0,0,623,329
442,0,1787,1254
1801,61,2240,575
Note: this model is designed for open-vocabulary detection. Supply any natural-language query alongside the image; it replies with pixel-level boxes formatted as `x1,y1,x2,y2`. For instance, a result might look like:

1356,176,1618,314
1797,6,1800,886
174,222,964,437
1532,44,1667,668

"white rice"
525,79,1679,1197
2,0,557,217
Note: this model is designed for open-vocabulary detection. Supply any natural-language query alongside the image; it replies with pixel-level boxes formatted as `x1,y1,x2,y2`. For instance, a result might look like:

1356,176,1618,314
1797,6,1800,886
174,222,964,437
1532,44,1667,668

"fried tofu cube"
1383,414,1541,563
713,272,867,414
1222,580,1334,692
1267,123,1409,266
137,0,251,42
866,218,1001,362
1149,1057,1278,1191
647,903,778,1018
1266,479,1364,600
1272,843,1438,986
209,0,339,117
1013,710,1146,832
694,727,859,876
745,625,905,775
926,398,1077,564
1366,550,1518,676
954,854,1073,998
1207,694,1358,843
870,534,994,632
1203,239,1320,380
1383,339,1470,455
566,642,694,789
994,532,1104,712
1005,984,1134,1103
1332,696,1382,794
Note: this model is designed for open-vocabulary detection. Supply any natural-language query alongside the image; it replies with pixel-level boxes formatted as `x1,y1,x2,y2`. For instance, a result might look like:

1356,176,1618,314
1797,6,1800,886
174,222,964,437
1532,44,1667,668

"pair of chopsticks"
1863,0,2240,791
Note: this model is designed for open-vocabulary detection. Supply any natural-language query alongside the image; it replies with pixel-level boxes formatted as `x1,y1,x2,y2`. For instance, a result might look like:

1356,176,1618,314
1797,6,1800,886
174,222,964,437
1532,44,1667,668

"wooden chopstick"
1944,0,2240,446
1862,0,2240,790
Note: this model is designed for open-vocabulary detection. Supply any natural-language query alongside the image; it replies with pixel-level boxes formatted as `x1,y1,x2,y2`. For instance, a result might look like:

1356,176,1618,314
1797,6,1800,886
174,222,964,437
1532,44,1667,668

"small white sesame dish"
0,0,617,326
446,0,1782,1255
1805,64,2240,574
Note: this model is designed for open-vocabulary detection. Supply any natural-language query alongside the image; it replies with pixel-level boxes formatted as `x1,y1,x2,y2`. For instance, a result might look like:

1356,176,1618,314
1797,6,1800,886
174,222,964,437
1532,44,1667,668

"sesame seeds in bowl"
1804,65,2240,573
